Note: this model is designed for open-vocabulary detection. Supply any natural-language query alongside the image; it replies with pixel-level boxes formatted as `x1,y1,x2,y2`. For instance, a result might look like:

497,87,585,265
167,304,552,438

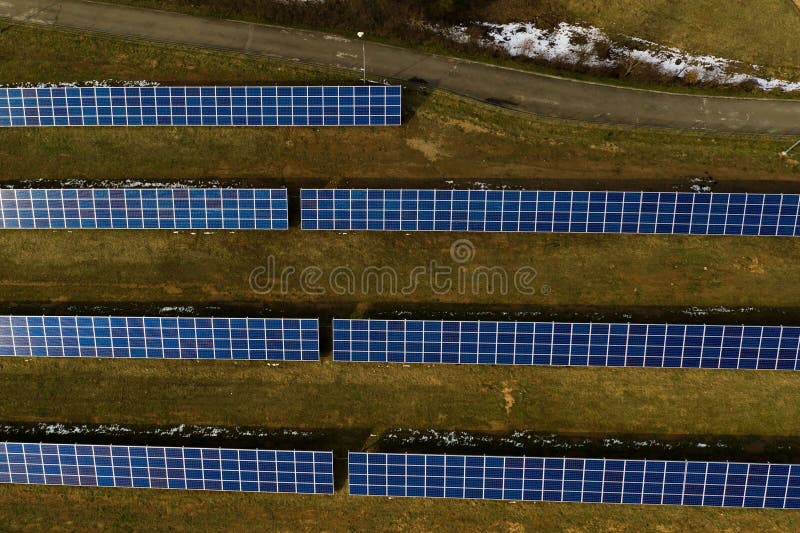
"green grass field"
2,22,800,531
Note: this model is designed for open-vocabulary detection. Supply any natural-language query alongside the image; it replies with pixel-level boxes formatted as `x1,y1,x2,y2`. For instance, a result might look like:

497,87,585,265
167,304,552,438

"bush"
682,68,699,85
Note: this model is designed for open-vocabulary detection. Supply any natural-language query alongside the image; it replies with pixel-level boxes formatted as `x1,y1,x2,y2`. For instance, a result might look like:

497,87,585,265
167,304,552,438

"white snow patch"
19,423,316,440
490,23,611,67
0,80,160,88
682,306,757,317
7,178,233,189
437,22,800,92
689,177,715,193
159,306,195,314
324,35,351,43
472,181,512,190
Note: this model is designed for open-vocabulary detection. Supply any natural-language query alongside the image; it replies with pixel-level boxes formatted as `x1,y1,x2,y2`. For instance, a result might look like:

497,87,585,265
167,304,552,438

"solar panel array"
0,316,319,360
300,189,800,236
349,453,800,508
0,86,401,127
0,189,288,230
332,319,800,370
0,442,334,494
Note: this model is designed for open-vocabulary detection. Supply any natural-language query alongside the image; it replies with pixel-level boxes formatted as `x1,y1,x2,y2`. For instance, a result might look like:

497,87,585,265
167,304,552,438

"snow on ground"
159,306,196,315
4,178,230,189
682,306,757,317
0,80,160,88
439,22,800,92
2,423,316,439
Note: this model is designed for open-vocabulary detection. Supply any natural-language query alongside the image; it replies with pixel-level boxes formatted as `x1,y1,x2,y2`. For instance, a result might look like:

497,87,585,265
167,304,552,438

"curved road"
2,0,800,134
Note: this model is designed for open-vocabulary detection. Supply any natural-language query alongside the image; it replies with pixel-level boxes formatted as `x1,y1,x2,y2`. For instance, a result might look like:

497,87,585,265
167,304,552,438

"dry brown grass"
2,359,800,436
2,484,800,533
3,230,800,309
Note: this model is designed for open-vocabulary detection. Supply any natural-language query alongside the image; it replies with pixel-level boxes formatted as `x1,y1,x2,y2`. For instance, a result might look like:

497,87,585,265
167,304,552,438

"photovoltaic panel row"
0,86,401,127
0,316,319,360
0,189,288,230
0,442,333,494
349,453,800,508
333,319,800,370
301,189,800,236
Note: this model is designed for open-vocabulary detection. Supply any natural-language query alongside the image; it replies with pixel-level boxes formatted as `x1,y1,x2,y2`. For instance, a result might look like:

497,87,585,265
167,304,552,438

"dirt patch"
488,420,508,431
405,138,445,162
590,142,624,153
748,257,767,274
351,302,371,318
443,118,494,135
502,383,515,415
505,523,526,533
733,256,767,275
164,285,184,295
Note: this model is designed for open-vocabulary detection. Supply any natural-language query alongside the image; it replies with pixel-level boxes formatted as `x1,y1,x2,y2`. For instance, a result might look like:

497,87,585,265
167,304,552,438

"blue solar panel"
333,319,800,370
0,86,401,127
300,189,800,236
0,442,334,494
0,316,319,360
0,189,288,230
349,453,800,508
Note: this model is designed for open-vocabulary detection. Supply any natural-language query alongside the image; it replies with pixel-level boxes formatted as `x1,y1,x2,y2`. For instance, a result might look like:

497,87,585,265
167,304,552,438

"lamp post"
357,32,366,84
781,138,800,157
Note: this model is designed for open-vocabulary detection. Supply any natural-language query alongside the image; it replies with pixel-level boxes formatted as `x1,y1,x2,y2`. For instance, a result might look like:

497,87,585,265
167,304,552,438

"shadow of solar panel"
0,189,288,230
332,319,800,370
348,452,800,508
0,316,320,360
0,86,401,127
0,442,334,494
300,189,800,236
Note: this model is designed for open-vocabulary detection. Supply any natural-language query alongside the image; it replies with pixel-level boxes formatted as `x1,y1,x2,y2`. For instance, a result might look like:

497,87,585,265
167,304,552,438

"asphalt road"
2,0,800,134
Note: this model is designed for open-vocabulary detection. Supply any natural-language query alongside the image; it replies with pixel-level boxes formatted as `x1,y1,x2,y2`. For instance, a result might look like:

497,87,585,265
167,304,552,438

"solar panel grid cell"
0,189,288,230
300,190,800,236
332,320,800,370
0,316,319,360
348,453,800,508
0,442,334,494
0,86,401,127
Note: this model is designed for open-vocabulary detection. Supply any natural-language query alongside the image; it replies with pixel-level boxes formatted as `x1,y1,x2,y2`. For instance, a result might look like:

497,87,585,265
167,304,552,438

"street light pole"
357,32,366,84
781,138,800,157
